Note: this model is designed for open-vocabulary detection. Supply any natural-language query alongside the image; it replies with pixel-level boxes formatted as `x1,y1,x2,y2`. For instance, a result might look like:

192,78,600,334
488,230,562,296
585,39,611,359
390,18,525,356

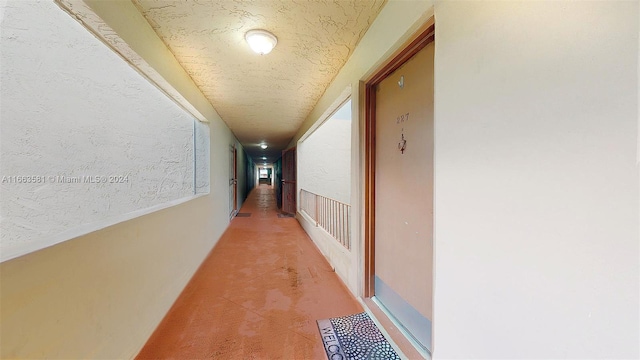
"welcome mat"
316,312,400,360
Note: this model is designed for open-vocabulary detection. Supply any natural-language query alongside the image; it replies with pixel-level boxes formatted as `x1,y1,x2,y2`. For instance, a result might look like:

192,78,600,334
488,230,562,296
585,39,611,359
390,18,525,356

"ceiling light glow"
245,29,278,55
260,144,268,149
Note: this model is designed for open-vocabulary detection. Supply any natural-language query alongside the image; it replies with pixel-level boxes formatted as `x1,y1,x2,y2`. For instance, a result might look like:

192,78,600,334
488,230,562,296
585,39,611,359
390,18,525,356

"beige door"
374,42,434,351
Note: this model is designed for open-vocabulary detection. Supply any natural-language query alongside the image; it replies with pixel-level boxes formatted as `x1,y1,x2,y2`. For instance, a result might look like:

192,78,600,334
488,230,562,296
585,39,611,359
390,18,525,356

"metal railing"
300,189,351,250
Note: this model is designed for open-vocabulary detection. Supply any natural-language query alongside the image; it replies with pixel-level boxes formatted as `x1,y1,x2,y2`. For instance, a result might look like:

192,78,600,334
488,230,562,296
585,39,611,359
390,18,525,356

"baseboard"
359,297,431,360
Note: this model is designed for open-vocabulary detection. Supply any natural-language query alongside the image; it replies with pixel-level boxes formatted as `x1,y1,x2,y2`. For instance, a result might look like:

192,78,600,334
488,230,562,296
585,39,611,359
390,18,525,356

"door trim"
230,145,238,219
233,147,238,212
363,21,435,298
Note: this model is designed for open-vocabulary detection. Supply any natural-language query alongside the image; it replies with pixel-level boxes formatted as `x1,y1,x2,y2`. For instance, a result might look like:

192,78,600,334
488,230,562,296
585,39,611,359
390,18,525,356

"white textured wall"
0,1,241,359
0,0,209,261
297,100,354,290
195,120,211,194
298,100,351,204
433,1,639,358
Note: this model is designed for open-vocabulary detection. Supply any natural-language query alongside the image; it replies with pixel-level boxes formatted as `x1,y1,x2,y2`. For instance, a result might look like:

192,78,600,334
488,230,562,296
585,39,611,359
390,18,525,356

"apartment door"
281,147,296,214
229,146,237,218
368,29,434,352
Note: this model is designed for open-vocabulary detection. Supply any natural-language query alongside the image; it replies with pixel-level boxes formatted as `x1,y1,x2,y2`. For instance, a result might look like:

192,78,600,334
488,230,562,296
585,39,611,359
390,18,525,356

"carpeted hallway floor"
136,184,362,359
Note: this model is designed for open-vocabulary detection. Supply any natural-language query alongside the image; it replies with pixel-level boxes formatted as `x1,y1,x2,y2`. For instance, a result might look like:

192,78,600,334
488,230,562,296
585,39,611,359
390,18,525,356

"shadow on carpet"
316,312,400,360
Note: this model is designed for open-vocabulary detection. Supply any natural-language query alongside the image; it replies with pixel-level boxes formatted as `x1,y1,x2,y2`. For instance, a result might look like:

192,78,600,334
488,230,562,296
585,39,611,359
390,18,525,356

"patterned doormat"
316,312,400,360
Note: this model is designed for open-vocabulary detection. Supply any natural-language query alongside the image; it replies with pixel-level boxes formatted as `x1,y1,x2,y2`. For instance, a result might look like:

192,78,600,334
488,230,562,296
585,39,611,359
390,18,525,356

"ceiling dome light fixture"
260,144,268,149
245,29,278,55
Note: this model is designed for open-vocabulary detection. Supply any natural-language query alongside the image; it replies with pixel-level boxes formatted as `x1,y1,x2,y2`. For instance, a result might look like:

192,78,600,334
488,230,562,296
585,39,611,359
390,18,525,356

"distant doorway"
281,147,297,214
258,167,272,185
229,145,238,218
256,166,274,186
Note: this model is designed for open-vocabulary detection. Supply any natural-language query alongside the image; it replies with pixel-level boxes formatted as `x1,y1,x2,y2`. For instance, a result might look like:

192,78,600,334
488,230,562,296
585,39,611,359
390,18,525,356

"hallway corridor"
136,185,362,359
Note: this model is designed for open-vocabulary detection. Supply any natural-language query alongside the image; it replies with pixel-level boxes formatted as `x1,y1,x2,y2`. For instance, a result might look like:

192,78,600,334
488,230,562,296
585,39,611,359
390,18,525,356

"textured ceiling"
131,0,385,161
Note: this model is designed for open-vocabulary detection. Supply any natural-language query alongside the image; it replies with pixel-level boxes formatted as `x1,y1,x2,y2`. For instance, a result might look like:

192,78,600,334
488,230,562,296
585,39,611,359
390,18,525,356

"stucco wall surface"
195,120,211,194
296,100,354,293
0,1,239,359
0,0,208,261
298,100,351,204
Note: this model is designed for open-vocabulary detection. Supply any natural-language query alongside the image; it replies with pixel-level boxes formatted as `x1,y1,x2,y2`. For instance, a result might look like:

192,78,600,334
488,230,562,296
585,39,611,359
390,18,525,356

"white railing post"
315,193,319,227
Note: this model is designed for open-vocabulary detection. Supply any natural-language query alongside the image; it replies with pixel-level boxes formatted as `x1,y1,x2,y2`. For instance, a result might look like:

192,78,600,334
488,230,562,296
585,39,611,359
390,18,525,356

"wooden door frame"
230,145,238,218
233,147,238,212
363,22,435,298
